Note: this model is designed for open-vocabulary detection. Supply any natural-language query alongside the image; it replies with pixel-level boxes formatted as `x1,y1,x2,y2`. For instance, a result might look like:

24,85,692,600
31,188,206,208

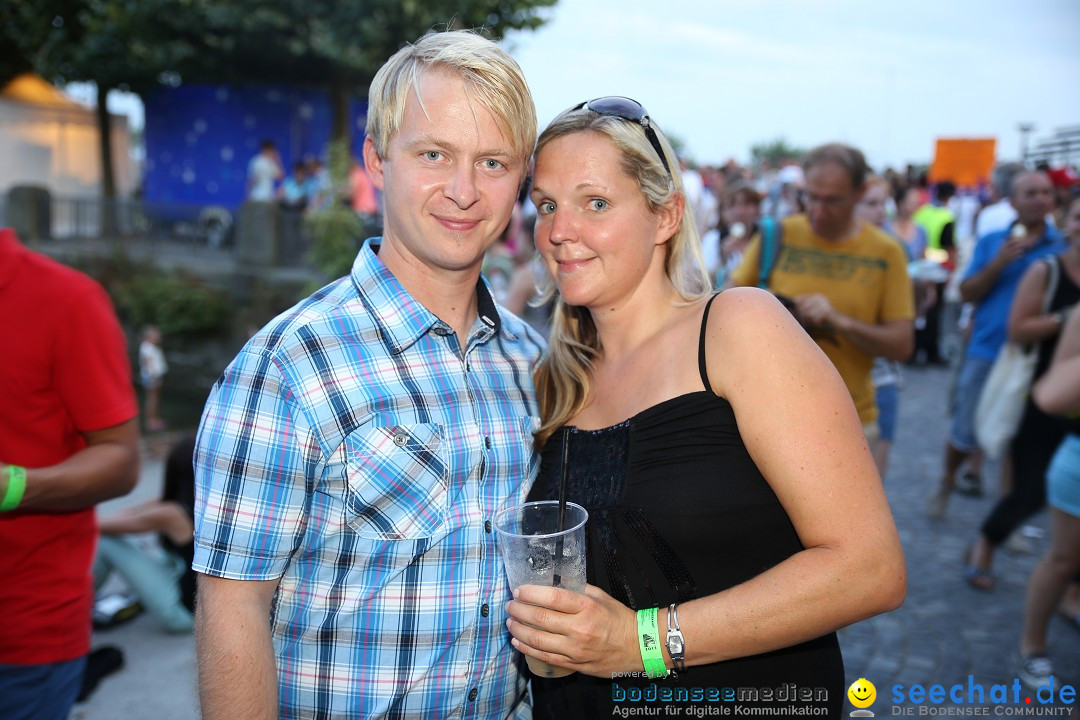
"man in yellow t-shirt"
731,143,915,440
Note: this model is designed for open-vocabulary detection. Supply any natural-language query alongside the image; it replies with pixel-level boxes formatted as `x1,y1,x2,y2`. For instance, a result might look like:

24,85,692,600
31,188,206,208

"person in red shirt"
0,227,139,720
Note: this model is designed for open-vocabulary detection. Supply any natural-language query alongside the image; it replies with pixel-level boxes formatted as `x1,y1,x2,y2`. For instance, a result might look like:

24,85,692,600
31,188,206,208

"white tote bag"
975,258,1059,460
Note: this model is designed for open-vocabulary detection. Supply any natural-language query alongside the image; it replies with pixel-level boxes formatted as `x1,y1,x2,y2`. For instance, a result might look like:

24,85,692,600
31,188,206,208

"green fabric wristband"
1,465,26,512
636,607,668,679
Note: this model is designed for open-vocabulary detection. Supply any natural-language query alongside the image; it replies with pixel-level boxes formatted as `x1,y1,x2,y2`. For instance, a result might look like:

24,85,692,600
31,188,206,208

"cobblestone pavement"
74,362,1079,718
840,361,1079,714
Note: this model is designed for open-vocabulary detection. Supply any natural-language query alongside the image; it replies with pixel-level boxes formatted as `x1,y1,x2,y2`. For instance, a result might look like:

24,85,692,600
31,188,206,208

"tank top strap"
698,293,721,393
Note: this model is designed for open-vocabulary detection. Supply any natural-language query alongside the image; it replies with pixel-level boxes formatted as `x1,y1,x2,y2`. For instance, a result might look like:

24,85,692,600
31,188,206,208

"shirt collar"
1043,225,1064,243
1007,221,1064,246
0,228,26,291
351,238,509,355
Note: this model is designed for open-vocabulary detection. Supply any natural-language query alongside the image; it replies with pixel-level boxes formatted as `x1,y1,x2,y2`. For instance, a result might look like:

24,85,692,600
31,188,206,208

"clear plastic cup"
494,500,588,678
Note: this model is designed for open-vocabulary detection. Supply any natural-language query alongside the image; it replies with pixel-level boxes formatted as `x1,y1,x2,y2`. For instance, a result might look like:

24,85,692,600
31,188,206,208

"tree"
750,137,806,169
1,0,559,207
0,4,46,85
1,0,199,231
165,0,558,147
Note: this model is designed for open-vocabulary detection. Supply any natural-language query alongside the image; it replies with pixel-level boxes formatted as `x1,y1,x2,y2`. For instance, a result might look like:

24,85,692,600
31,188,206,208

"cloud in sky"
506,0,1080,168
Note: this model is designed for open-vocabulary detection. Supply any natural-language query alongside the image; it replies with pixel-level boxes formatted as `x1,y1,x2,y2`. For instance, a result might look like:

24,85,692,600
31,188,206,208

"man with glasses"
730,143,914,451
192,31,544,719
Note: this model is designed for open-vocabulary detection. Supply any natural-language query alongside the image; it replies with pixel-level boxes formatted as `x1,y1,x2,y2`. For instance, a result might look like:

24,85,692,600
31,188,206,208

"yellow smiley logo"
847,678,876,709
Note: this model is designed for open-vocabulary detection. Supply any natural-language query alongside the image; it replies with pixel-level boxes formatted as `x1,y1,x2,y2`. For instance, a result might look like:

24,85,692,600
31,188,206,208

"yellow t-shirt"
730,215,914,424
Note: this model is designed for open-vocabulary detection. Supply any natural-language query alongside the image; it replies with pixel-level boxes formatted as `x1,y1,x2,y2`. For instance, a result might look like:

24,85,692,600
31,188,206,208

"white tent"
0,74,135,197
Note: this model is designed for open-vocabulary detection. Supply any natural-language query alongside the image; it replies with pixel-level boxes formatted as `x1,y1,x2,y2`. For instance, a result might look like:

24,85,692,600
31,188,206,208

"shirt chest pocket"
342,423,449,540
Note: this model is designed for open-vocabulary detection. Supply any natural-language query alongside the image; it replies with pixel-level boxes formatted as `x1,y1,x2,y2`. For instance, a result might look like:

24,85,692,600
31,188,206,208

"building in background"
0,74,136,197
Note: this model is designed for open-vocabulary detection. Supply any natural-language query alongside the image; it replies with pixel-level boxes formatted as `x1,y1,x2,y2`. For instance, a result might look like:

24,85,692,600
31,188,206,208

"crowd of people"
3,27,1080,720
246,139,380,219
667,141,1080,694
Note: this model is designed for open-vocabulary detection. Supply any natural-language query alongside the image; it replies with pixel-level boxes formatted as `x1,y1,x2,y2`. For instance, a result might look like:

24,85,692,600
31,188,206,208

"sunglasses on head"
572,96,673,178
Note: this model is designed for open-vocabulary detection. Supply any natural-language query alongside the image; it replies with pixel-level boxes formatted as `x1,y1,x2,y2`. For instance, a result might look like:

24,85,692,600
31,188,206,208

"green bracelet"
636,607,668,679
1,465,26,512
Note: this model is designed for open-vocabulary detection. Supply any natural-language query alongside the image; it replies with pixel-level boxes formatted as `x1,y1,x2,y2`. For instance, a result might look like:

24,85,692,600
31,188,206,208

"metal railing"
3,192,331,269
49,196,238,252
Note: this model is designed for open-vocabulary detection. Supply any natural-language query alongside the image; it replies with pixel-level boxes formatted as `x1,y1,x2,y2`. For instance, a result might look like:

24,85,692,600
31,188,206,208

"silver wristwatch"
665,603,686,672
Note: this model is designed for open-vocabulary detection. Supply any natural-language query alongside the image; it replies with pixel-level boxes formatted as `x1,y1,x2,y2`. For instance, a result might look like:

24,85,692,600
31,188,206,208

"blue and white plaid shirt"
194,240,544,719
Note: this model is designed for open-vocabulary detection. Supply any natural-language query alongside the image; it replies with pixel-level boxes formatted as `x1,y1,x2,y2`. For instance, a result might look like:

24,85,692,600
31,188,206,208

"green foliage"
0,0,80,86
1,0,181,92
4,0,558,103
304,139,367,282
3,0,559,182
750,138,806,169
305,212,365,283
111,269,231,338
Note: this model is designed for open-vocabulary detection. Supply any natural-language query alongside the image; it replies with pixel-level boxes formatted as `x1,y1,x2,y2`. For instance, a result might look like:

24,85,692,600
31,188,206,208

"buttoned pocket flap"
343,423,449,540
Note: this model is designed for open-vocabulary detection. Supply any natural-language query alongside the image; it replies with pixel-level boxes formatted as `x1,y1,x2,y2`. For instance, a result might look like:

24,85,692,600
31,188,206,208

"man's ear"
363,137,386,191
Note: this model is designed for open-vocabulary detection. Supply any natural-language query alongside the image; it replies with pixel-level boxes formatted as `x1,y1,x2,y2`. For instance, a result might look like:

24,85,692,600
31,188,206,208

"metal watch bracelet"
666,602,686,673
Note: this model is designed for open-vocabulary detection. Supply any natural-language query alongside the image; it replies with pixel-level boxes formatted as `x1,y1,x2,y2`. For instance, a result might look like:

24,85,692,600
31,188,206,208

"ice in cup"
494,500,588,679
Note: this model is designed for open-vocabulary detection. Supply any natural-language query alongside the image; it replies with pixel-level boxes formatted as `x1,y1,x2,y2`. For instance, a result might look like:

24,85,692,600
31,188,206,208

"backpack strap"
757,216,783,290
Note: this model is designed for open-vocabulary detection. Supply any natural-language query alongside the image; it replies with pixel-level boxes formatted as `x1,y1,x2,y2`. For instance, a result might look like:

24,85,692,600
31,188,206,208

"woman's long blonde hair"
533,105,711,447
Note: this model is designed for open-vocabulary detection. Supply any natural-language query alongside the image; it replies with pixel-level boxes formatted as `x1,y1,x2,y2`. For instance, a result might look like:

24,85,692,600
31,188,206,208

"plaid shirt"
194,240,544,719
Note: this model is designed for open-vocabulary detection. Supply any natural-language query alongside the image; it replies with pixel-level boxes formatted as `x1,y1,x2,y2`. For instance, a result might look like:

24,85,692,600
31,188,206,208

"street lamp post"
1018,123,1034,164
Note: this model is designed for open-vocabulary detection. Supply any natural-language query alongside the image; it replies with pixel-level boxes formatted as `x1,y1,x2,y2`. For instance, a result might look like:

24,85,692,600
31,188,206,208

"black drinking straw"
553,431,570,587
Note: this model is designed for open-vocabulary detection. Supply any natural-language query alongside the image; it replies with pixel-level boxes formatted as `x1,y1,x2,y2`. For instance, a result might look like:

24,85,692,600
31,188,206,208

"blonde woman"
504,98,905,717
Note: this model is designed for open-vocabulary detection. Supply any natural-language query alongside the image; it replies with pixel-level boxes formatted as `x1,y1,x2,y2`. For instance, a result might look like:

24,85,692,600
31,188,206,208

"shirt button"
434,326,450,336
484,520,492,533
393,433,408,447
480,603,490,617
468,688,478,702
484,436,492,449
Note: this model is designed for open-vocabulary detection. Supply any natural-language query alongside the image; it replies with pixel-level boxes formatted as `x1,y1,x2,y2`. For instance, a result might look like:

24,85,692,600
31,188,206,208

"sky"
503,0,1080,169
71,0,1079,172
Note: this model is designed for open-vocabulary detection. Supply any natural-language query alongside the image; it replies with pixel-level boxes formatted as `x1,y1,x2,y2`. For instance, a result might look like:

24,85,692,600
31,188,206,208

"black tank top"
526,294,844,717
1035,256,1080,381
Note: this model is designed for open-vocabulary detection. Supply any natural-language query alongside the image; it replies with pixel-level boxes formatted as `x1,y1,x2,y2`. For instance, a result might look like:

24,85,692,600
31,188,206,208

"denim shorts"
948,355,995,453
1048,434,1080,518
875,383,900,442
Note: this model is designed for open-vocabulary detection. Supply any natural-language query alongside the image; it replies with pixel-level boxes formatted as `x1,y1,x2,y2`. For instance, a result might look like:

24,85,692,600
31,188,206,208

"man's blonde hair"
365,30,537,164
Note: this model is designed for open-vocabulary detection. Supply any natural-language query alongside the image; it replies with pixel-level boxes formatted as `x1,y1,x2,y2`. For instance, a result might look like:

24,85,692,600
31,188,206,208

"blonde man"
193,31,543,719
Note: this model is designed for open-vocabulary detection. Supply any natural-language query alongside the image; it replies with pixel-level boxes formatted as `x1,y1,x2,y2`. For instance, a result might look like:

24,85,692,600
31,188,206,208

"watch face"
668,636,684,655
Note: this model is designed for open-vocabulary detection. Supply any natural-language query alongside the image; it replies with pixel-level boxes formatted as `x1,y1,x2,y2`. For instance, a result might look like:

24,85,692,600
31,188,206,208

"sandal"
956,470,983,498
963,545,995,591
964,564,995,591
